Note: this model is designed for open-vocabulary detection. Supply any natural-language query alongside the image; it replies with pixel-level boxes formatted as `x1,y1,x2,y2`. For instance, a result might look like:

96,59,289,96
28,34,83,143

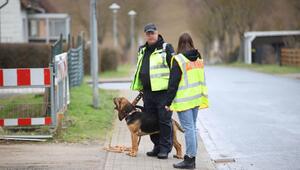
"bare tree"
230,0,269,61
96,0,111,44
199,0,236,62
189,0,271,62
290,0,300,29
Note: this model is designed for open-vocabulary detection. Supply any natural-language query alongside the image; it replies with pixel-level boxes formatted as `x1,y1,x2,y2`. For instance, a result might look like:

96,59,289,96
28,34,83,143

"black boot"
146,147,159,157
173,155,195,169
157,152,168,159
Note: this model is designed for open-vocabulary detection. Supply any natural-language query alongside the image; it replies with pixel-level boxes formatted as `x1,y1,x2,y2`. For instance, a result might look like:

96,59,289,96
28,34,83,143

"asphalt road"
99,66,300,170
198,66,300,170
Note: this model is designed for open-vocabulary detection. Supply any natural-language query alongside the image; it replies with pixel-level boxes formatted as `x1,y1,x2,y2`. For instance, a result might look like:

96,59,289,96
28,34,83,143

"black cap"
144,23,157,33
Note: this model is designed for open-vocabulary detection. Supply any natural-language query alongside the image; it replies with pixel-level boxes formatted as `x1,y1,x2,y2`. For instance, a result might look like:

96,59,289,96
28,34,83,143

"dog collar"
125,109,136,118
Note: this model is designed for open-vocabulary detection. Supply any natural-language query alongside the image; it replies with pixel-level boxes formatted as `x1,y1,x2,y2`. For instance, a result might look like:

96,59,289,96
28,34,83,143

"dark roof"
21,0,56,13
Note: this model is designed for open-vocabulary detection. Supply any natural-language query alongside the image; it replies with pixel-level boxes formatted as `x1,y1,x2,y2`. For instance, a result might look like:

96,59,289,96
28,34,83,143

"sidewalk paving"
103,90,216,170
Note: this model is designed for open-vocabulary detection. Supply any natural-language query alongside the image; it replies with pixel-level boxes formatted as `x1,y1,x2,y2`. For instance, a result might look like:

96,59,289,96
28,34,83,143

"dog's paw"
173,154,183,159
126,151,137,157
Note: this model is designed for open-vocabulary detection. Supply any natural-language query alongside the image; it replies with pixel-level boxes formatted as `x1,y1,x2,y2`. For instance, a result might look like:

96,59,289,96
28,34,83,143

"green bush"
0,43,51,68
100,48,120,72
84,46,121,74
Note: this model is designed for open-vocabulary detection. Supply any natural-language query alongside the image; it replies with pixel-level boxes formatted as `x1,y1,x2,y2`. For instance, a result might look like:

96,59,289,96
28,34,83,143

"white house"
0,0,24,42
0,0,70,43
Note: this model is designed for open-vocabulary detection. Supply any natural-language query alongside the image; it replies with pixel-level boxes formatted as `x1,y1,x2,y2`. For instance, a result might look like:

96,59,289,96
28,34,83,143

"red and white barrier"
0,117,52,127
0,67,52,127
0,68,50,87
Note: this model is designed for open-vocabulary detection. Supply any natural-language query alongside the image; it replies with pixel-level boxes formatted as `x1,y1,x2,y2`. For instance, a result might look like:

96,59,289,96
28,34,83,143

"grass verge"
85,63,134,81
58,83,117,142
0,94,44,119
100,63,133,78
226,62,300,74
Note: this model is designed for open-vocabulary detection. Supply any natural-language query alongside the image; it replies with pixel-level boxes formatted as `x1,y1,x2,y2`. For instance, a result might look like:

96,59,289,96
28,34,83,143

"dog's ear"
113,97,119,110
118,111,126,121
113,98,124,121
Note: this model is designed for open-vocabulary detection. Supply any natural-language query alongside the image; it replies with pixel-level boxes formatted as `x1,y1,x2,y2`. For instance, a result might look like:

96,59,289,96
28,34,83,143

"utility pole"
90,0,99,108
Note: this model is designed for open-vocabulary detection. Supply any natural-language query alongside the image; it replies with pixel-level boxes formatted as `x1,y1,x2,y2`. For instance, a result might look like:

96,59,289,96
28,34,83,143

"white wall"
0,0,25,42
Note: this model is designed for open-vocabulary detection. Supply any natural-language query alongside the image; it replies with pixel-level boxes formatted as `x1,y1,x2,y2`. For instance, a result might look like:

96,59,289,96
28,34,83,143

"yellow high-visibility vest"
131,43,170,91
170,53,209,112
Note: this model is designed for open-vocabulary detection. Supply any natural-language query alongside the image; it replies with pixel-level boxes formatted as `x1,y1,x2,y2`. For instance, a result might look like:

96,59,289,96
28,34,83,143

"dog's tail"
173,119,185,133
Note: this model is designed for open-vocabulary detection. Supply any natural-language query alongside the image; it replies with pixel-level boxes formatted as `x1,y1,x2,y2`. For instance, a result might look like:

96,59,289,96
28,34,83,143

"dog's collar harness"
124,107,141,123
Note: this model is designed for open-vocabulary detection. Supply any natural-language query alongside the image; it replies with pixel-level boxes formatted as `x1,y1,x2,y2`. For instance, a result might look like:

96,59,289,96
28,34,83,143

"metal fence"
50,35,69,126
67,33,84,88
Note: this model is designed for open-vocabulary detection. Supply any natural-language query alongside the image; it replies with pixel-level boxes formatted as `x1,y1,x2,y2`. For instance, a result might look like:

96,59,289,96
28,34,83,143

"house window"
28,19,47,38
49,19,66,37
27,14,69,43
28,19,38,37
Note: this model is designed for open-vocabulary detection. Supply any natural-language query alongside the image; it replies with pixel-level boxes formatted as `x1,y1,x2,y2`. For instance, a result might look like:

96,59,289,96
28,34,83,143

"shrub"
100,48,120,72
0,43,51,68
84,46,122,74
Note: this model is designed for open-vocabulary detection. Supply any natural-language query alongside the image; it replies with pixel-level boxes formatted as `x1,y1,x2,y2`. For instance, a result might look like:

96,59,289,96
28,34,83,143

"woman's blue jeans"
177,107,199,157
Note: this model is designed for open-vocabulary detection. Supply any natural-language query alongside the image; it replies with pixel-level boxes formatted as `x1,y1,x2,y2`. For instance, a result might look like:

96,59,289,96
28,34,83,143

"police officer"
131,23,174,159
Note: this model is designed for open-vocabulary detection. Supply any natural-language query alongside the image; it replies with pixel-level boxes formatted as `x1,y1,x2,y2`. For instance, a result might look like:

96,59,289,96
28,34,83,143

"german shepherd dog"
113,93,184,158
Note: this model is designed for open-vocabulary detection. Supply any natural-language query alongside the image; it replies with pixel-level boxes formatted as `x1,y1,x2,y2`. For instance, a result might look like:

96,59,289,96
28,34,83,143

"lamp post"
128,10,136,64
109,3,120,47
90,0,99,108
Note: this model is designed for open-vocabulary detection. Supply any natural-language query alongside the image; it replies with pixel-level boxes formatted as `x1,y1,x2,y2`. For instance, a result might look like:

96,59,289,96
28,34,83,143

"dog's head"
113,97,135,121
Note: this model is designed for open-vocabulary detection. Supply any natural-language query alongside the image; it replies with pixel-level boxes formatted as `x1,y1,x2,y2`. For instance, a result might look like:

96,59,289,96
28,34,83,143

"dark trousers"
143,90,173,153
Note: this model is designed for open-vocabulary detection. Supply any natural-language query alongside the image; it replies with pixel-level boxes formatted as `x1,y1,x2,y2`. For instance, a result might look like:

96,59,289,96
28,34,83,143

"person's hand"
165,106,171,111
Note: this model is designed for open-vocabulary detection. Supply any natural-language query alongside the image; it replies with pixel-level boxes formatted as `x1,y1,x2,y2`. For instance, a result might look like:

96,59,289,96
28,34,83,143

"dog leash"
131,91,143,106
131,91,144,146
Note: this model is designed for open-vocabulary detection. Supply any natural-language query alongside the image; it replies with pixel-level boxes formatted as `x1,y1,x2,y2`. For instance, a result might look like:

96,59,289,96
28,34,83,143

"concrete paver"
103,90,216,170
